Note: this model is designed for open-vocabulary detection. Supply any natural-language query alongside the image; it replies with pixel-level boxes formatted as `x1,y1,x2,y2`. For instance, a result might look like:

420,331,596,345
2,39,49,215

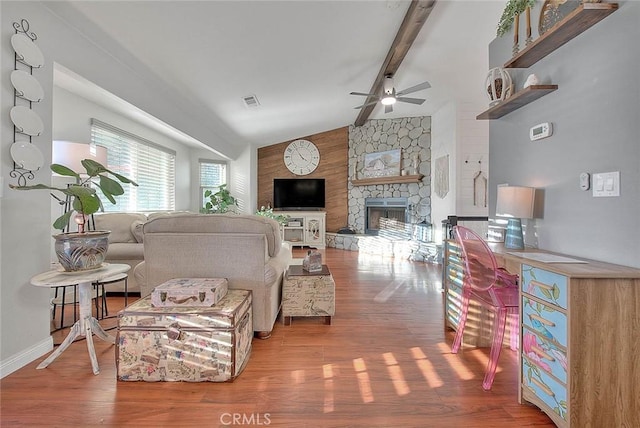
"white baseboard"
0,336,53,379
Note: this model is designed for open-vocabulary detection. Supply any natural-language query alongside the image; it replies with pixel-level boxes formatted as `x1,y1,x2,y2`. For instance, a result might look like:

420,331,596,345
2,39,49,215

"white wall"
2,2,57,376
0,1,247,376
53,86,195,210
230,144,256,214
430,101,457,243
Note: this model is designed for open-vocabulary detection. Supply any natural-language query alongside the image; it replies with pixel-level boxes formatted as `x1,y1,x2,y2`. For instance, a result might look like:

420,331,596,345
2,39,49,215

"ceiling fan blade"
396,81,431,96
354,100,380,109
396,97,425,105
385,104,393,114
350,91,378,97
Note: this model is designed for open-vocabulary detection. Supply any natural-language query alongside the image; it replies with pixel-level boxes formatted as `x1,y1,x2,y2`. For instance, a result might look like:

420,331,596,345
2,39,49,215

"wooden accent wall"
257,127,348,233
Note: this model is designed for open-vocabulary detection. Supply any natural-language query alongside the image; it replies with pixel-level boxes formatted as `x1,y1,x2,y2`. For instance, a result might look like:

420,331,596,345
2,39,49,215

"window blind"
91,119,176,212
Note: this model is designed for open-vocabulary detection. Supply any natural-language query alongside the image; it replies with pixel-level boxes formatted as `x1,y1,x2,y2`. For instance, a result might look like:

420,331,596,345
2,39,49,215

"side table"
282,264,335,325
31,263,131,375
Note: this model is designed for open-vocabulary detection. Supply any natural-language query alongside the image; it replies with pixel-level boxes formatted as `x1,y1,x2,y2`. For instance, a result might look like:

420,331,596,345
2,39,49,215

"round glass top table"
31,263,130,375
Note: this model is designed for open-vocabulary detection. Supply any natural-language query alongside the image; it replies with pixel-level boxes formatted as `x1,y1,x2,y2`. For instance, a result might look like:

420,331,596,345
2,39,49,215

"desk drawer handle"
531,345,555,362
529,313,556,327
530,376,555,397
530,280,553,291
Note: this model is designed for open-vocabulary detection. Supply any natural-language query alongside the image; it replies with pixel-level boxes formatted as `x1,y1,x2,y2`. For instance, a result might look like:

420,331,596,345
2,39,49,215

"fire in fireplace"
365,197,409,236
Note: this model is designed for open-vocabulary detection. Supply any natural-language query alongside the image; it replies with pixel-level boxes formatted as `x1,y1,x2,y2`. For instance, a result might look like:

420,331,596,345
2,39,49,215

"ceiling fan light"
381,96,396,105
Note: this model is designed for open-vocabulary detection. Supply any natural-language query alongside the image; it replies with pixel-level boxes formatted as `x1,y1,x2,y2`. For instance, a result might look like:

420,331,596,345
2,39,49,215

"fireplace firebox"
365,197,409,236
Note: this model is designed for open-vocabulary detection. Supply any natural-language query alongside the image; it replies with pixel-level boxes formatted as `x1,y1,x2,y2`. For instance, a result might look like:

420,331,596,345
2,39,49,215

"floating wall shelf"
476,85,558,120
505,3,618,69
351,174,424,186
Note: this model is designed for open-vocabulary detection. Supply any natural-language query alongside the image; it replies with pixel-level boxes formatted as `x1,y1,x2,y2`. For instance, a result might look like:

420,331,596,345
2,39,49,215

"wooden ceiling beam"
354,0,437,127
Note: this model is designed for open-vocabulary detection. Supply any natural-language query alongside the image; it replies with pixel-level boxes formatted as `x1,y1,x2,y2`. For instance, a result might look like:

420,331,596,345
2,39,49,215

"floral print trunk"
116,290,252,382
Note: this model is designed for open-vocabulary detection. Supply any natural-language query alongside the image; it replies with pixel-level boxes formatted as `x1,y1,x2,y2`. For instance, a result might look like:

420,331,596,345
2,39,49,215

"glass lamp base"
504,218,524,250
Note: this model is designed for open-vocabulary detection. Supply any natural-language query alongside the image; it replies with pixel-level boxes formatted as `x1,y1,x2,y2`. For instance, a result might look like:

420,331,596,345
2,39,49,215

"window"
91,119,175,212
199,159,227,208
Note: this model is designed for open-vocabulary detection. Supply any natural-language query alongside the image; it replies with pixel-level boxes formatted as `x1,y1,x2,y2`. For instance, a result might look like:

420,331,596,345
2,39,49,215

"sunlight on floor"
353,357,374,403
291,369,305,384
410,347,443,388
382,352,410,396
323,364,335,413
437,342,475,381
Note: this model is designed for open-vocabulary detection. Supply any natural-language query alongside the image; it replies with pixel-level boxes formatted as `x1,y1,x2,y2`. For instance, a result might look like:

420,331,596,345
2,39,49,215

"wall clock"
283,139,320,175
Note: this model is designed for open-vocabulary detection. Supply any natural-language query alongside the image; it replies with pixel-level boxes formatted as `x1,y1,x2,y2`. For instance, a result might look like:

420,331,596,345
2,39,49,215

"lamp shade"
496,185,535,219
52,141,108,173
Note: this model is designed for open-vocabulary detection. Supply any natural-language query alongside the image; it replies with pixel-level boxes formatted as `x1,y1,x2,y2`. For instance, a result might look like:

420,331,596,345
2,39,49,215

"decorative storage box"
151,277,228,307
116,289,252,382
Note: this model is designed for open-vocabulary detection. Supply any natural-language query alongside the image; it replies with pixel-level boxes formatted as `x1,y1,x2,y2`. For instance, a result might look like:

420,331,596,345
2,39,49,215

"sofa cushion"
147,211,192,220
131,220,145,243
144,214,283,257
94,213,148,243
106,242,145,260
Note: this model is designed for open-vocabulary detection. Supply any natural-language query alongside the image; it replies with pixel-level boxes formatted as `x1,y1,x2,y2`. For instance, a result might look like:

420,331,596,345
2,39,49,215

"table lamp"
496,185,535,250
52,141,108,175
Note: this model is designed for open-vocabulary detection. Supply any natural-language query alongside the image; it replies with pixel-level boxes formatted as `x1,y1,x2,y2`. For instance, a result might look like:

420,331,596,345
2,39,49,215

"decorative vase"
486,67,513,106
53,230,110,272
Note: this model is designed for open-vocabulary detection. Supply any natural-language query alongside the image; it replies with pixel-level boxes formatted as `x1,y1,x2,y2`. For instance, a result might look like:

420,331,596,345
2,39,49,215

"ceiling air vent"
242,94,260,108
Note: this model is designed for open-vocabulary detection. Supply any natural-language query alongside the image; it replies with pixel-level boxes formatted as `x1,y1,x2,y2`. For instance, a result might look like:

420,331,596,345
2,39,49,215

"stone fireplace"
347,116,432,234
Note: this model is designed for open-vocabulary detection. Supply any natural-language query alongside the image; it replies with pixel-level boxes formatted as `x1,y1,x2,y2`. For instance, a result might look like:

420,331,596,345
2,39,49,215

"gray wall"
488,1,639,268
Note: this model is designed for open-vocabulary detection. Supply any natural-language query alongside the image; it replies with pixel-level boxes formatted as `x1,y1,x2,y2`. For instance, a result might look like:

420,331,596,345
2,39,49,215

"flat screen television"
273,178,325,210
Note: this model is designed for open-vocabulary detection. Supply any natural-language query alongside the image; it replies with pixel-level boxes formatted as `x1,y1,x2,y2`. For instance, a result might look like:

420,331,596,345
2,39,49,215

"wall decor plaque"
362,149,401,178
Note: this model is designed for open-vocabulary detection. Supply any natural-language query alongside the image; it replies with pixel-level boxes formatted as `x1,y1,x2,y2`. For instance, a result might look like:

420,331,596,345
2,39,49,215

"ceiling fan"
351,75,431,113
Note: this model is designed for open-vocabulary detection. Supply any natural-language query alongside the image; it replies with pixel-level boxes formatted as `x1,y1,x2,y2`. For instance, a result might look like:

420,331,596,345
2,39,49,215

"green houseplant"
256,206,289,226
201,183,237,214
10,159,138,271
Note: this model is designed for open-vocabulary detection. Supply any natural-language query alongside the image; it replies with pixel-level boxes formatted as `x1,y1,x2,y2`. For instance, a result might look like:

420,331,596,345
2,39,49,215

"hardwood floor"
1,248,554,427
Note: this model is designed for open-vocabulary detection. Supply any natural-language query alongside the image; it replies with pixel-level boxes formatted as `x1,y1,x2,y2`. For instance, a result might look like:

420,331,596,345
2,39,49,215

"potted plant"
10,159,138,271
201,183,237,214
256,206,289,226
496,0,536,37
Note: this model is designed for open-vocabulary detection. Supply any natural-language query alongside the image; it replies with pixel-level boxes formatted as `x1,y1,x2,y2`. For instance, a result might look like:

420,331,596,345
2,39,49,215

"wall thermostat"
530,122,553,141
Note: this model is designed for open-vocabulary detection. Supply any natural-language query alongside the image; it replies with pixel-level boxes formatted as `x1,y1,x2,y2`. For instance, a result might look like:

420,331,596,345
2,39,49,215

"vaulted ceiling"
52,1,504,155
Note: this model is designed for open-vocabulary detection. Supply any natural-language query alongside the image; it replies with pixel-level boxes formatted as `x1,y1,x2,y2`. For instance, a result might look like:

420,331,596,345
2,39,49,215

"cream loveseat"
133,214,292,339
93,211,192,293
93,212,147,293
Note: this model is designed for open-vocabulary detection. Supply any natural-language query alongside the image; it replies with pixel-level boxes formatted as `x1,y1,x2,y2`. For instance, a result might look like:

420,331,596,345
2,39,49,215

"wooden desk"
443,241,640,427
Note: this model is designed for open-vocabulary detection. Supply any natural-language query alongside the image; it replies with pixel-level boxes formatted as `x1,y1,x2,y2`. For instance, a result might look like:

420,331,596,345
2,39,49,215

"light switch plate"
592,171,620,197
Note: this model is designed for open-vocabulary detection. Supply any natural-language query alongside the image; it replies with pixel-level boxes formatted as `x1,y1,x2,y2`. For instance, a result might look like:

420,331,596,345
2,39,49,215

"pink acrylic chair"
451,225,519,390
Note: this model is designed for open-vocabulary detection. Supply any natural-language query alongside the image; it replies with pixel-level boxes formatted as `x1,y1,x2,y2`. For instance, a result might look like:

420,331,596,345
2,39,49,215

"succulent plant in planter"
10,159,138,271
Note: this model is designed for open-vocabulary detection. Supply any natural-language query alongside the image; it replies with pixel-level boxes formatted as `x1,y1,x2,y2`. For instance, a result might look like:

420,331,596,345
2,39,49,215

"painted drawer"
522,328,568,384
522,357,568,423
521,264,568,309
522,296,568,349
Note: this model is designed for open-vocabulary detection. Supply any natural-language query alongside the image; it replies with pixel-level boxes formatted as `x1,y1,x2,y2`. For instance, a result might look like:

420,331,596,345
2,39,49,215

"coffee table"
31,263,130,374
282,264,335,325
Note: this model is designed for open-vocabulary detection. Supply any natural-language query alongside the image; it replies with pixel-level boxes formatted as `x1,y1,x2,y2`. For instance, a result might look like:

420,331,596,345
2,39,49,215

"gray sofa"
133,214,292,339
